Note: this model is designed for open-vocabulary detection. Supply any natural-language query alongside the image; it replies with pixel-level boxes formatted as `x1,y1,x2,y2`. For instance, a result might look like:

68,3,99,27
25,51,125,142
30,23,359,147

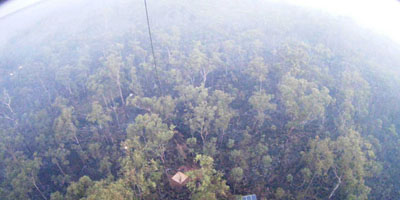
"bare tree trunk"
32,175,47,200
167,47,171,65
1,90,14,114
200,127,206,146
55,160,67,177
74,134,81,148
102,94,109,108
0,114,15,123
201,68,208,86
67,82,73,96
304,173,316,195
329,168,342,199
110,96,121,129
117,80,125,105
38,77,51,103
219,129,225,145
160,147,166,164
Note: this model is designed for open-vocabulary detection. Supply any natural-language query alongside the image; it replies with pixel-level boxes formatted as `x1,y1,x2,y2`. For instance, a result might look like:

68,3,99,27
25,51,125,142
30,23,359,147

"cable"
143,0,163,95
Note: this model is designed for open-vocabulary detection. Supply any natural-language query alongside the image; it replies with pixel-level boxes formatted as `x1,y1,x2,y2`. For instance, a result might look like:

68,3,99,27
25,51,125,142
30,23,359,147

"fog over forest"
1,0,400,199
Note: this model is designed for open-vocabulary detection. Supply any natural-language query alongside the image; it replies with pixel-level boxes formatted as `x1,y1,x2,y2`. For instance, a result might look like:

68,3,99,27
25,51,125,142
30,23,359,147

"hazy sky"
285,0,400,44
1,0,400,44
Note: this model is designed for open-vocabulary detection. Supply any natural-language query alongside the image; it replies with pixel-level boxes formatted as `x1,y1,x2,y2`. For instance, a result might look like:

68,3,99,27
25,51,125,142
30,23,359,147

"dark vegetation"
1,0,400,199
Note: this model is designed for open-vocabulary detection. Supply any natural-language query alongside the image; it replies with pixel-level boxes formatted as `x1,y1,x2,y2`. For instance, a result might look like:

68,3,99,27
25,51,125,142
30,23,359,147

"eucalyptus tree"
120,113,175,198
186,154,230,200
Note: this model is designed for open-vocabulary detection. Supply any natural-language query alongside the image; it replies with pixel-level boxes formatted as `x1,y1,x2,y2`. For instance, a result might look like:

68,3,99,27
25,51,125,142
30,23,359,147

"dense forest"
1,0,400,199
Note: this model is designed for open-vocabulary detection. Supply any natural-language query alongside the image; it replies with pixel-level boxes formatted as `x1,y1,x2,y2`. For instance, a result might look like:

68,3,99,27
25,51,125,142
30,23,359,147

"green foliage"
1,154,43,200
65,176,94,200
186,155,230,200
50,192,64,200
230,167,244,183
84,180,134,200
278,75,332,130
86,101,112,128
119,114,174,198
53,100,78,143
128,95,176,120
301,130,377,199
249,91,276,127
275,187,286,199
125,113,175,160
247,56,269,91
227,139,235,149
286,174,293,183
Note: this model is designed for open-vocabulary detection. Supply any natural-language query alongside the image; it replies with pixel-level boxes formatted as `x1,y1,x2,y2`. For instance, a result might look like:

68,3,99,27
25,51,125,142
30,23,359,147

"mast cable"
143,0,163,95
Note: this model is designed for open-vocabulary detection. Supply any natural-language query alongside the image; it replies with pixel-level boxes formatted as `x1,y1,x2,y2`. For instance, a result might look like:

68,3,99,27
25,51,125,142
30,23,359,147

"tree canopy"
1,0,400,199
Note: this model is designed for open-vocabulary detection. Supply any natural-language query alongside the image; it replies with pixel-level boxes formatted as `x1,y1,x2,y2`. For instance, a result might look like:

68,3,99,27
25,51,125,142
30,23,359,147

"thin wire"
143,0,163,95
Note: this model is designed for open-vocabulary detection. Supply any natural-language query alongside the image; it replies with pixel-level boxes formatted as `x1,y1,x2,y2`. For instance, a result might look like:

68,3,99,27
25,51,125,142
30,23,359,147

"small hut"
171,171,189,185
167,164,198,189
